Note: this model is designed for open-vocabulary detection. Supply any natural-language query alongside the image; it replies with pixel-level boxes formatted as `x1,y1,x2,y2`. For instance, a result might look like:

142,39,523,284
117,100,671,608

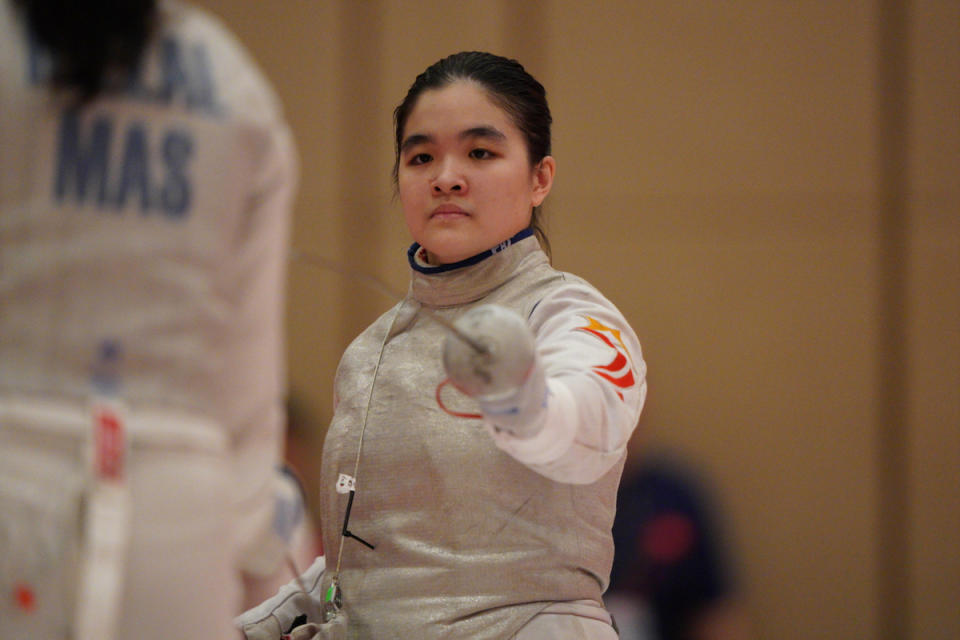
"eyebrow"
461,126,507,143
400,125,507,153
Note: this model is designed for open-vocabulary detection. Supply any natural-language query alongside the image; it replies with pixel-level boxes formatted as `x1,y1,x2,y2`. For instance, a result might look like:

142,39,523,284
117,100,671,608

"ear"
530,156,556,208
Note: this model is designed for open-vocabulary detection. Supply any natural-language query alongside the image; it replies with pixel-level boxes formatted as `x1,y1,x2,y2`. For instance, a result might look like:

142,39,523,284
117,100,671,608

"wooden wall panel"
191,2,960,638
907,1,960,638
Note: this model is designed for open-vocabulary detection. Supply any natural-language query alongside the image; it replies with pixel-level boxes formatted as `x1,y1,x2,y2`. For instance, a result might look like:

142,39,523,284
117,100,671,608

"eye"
408,152,432,166
469,148,494,160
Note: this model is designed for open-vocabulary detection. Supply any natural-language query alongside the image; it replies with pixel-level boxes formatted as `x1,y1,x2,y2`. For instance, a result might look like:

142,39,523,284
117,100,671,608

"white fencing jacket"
0,1,297,638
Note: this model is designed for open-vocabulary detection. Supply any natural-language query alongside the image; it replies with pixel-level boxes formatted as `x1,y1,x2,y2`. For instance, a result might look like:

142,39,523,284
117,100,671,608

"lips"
430,204,470,219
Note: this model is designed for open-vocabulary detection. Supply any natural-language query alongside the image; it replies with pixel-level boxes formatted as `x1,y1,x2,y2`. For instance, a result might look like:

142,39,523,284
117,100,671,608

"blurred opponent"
0,1,299,638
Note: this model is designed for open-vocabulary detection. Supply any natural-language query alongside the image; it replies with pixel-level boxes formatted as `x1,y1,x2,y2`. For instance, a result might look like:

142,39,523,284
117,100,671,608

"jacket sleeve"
485,282,647,484
223,96,299,576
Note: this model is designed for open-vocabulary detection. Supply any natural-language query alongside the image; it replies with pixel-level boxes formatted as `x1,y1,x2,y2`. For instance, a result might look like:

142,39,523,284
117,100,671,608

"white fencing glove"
442,304,547,439
235,556,328,639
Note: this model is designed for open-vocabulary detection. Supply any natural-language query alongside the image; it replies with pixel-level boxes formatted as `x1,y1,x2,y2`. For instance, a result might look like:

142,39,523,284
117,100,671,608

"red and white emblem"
576,316,636,400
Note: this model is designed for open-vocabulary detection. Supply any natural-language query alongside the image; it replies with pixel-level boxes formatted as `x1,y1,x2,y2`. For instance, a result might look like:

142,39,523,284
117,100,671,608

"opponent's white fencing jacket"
0,1,297,638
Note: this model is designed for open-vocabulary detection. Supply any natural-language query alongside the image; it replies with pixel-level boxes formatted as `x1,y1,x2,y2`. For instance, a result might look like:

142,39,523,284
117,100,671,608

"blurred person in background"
0,1,302,638
606,450,752,640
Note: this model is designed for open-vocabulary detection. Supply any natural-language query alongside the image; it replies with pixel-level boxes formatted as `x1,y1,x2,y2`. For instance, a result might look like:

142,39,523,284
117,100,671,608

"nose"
431,158,465,194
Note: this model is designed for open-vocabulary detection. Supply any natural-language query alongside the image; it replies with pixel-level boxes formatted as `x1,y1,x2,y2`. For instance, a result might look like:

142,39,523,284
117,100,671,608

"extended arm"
443,284,646,484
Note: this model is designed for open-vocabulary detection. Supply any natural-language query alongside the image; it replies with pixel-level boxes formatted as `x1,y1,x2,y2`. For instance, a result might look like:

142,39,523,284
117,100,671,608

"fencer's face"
398,80,554,265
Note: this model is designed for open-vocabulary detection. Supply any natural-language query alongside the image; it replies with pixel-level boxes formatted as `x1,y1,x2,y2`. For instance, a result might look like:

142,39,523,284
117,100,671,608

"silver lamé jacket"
318,232,647,639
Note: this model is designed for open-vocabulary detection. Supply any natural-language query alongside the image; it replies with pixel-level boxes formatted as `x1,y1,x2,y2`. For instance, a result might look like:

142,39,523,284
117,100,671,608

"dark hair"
14,0,157,102
393,51,553,258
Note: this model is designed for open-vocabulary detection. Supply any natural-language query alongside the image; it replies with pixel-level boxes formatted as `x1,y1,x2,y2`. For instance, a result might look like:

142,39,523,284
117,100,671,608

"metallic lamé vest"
318,237,625,639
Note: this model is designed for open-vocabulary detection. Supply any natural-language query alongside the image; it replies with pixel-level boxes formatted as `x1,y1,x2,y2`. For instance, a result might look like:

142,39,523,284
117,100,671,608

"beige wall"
195,2,959,639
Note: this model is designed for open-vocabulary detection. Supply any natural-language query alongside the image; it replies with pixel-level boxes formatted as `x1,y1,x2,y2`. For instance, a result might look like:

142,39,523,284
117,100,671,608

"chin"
420,235,481,266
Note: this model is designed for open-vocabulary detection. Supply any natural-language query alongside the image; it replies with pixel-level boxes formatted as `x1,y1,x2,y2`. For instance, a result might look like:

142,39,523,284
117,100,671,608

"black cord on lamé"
341,489,375,550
